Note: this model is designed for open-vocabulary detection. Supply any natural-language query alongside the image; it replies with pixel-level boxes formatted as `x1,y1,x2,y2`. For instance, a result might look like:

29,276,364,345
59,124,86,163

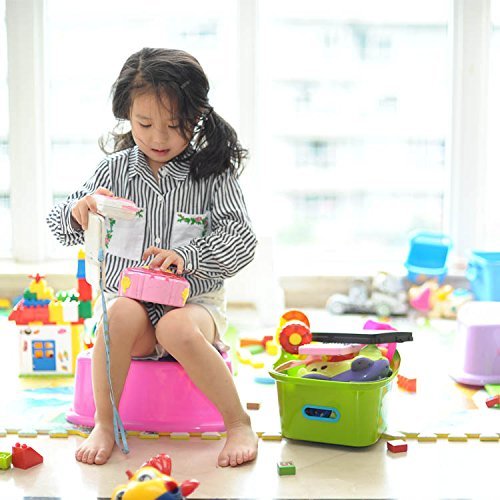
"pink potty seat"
67,349,230,432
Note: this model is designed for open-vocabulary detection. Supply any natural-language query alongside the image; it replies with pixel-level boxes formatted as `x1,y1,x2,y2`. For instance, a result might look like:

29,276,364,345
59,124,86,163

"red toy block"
12,442,43,469
485,394,500,408
77,279,93,301
387,439,408,453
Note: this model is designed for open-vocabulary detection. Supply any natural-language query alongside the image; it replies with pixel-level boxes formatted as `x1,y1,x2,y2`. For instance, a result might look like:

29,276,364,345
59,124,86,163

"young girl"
47,48,258,467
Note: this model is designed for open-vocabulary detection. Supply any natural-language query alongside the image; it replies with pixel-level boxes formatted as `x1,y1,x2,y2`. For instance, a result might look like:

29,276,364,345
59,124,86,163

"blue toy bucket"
466,251,500,301
404,232,452,284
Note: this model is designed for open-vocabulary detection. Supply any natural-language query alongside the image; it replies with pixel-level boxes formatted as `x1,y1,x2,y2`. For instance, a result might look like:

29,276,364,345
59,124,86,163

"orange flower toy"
111,454,199,500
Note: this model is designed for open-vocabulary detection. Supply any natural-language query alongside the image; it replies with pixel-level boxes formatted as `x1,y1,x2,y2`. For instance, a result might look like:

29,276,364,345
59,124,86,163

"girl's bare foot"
218,414,258,467
75,423,115,465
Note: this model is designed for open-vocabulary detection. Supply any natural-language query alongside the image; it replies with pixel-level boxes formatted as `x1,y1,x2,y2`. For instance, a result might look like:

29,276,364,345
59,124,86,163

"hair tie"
204,106,214,119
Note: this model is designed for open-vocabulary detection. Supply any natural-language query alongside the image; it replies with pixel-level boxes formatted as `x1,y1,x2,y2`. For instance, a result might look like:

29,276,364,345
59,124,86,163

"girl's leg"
75,297,157,465
155,304,258,467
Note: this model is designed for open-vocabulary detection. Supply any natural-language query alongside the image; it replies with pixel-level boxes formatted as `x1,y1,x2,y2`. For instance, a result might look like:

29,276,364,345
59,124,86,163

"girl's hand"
143,246,185,274
71,187,114,230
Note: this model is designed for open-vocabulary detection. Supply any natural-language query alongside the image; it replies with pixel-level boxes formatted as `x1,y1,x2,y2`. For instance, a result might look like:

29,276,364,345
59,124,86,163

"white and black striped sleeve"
174,169,258,280
46,159,112,247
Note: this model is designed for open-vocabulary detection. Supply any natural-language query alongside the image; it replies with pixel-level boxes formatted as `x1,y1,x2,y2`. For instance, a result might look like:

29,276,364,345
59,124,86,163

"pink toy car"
118,267,190,307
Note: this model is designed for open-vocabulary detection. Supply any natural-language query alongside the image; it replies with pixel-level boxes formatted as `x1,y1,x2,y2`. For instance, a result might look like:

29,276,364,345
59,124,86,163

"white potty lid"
457,301,500,326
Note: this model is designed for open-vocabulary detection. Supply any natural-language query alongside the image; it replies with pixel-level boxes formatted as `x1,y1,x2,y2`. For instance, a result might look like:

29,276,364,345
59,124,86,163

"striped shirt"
46,145,257,298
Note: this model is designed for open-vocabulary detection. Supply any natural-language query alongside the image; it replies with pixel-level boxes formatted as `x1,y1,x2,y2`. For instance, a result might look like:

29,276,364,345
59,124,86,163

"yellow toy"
111,454,199,500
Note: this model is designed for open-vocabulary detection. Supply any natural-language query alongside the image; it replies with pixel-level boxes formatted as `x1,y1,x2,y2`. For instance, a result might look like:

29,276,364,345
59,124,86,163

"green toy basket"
269,351,400,447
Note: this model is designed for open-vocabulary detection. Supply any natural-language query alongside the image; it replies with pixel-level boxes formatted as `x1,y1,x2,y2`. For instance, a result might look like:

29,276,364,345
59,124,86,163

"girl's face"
130,92,190,174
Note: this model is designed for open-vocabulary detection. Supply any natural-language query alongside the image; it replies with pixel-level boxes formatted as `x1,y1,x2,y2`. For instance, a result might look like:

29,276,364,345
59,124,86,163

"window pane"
0,0,11,257
257,0,450,273
46,0,238,257
488,2,500,247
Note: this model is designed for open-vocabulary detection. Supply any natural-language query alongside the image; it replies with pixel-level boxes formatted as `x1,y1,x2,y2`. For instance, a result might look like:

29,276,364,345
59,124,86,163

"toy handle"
465,262,478,282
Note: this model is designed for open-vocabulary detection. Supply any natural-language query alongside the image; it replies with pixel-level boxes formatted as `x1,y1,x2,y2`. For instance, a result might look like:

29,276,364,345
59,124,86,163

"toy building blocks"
387,440,408,453
485,395,500,408
8,250,93,376
0,452,12,470
11,442,43,469
277,460,296,476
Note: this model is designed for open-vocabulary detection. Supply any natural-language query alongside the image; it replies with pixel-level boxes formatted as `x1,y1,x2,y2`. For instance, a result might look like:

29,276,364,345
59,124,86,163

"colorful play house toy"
8,250,92,376
466,251,500,301
404,231,452,284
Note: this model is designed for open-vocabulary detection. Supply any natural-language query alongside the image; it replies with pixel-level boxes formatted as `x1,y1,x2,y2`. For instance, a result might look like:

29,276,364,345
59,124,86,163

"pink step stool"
451,301,500,386
67,349,229,433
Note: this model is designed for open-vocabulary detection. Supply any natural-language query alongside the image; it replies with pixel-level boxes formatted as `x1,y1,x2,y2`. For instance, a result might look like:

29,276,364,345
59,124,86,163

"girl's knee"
96,297,149,341
156,313,205,351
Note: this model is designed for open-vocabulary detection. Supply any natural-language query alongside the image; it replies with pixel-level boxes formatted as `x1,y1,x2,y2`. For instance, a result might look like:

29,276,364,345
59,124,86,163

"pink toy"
298,343,362,356
67,349,229,432
118,267,190,308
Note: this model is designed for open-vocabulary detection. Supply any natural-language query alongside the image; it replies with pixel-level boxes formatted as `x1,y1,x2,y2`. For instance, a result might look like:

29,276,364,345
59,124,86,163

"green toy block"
277,460,296,476
78,301,93,319
0,452,12,470
247,344,265,355
23,290,37,300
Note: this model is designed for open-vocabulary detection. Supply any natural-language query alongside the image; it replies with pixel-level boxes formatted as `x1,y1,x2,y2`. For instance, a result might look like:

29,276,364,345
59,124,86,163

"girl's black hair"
100,47,248,179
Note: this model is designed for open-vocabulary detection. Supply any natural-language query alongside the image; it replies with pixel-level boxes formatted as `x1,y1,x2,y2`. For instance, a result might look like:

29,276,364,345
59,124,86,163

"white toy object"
93,194,142,220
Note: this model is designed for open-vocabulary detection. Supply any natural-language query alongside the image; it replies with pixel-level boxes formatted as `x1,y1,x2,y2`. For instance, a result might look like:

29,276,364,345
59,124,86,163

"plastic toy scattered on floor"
11,442,43,469
111,453,199,500
408,279,473,319
326,272,408,317
8,250,92,376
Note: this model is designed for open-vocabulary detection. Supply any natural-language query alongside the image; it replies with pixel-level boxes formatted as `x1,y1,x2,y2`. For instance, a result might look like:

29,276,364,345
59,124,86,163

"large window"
0,0,10,258
4,0,500,278
488,1,500,247
256,0,450,273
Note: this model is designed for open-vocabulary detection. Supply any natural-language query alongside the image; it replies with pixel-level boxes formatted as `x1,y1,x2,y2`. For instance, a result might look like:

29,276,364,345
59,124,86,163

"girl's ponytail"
191,108,248,180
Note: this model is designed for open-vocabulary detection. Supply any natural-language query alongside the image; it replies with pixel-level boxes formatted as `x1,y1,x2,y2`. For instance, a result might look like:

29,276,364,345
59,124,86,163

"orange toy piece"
397,374,417,392
276,310,312,354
